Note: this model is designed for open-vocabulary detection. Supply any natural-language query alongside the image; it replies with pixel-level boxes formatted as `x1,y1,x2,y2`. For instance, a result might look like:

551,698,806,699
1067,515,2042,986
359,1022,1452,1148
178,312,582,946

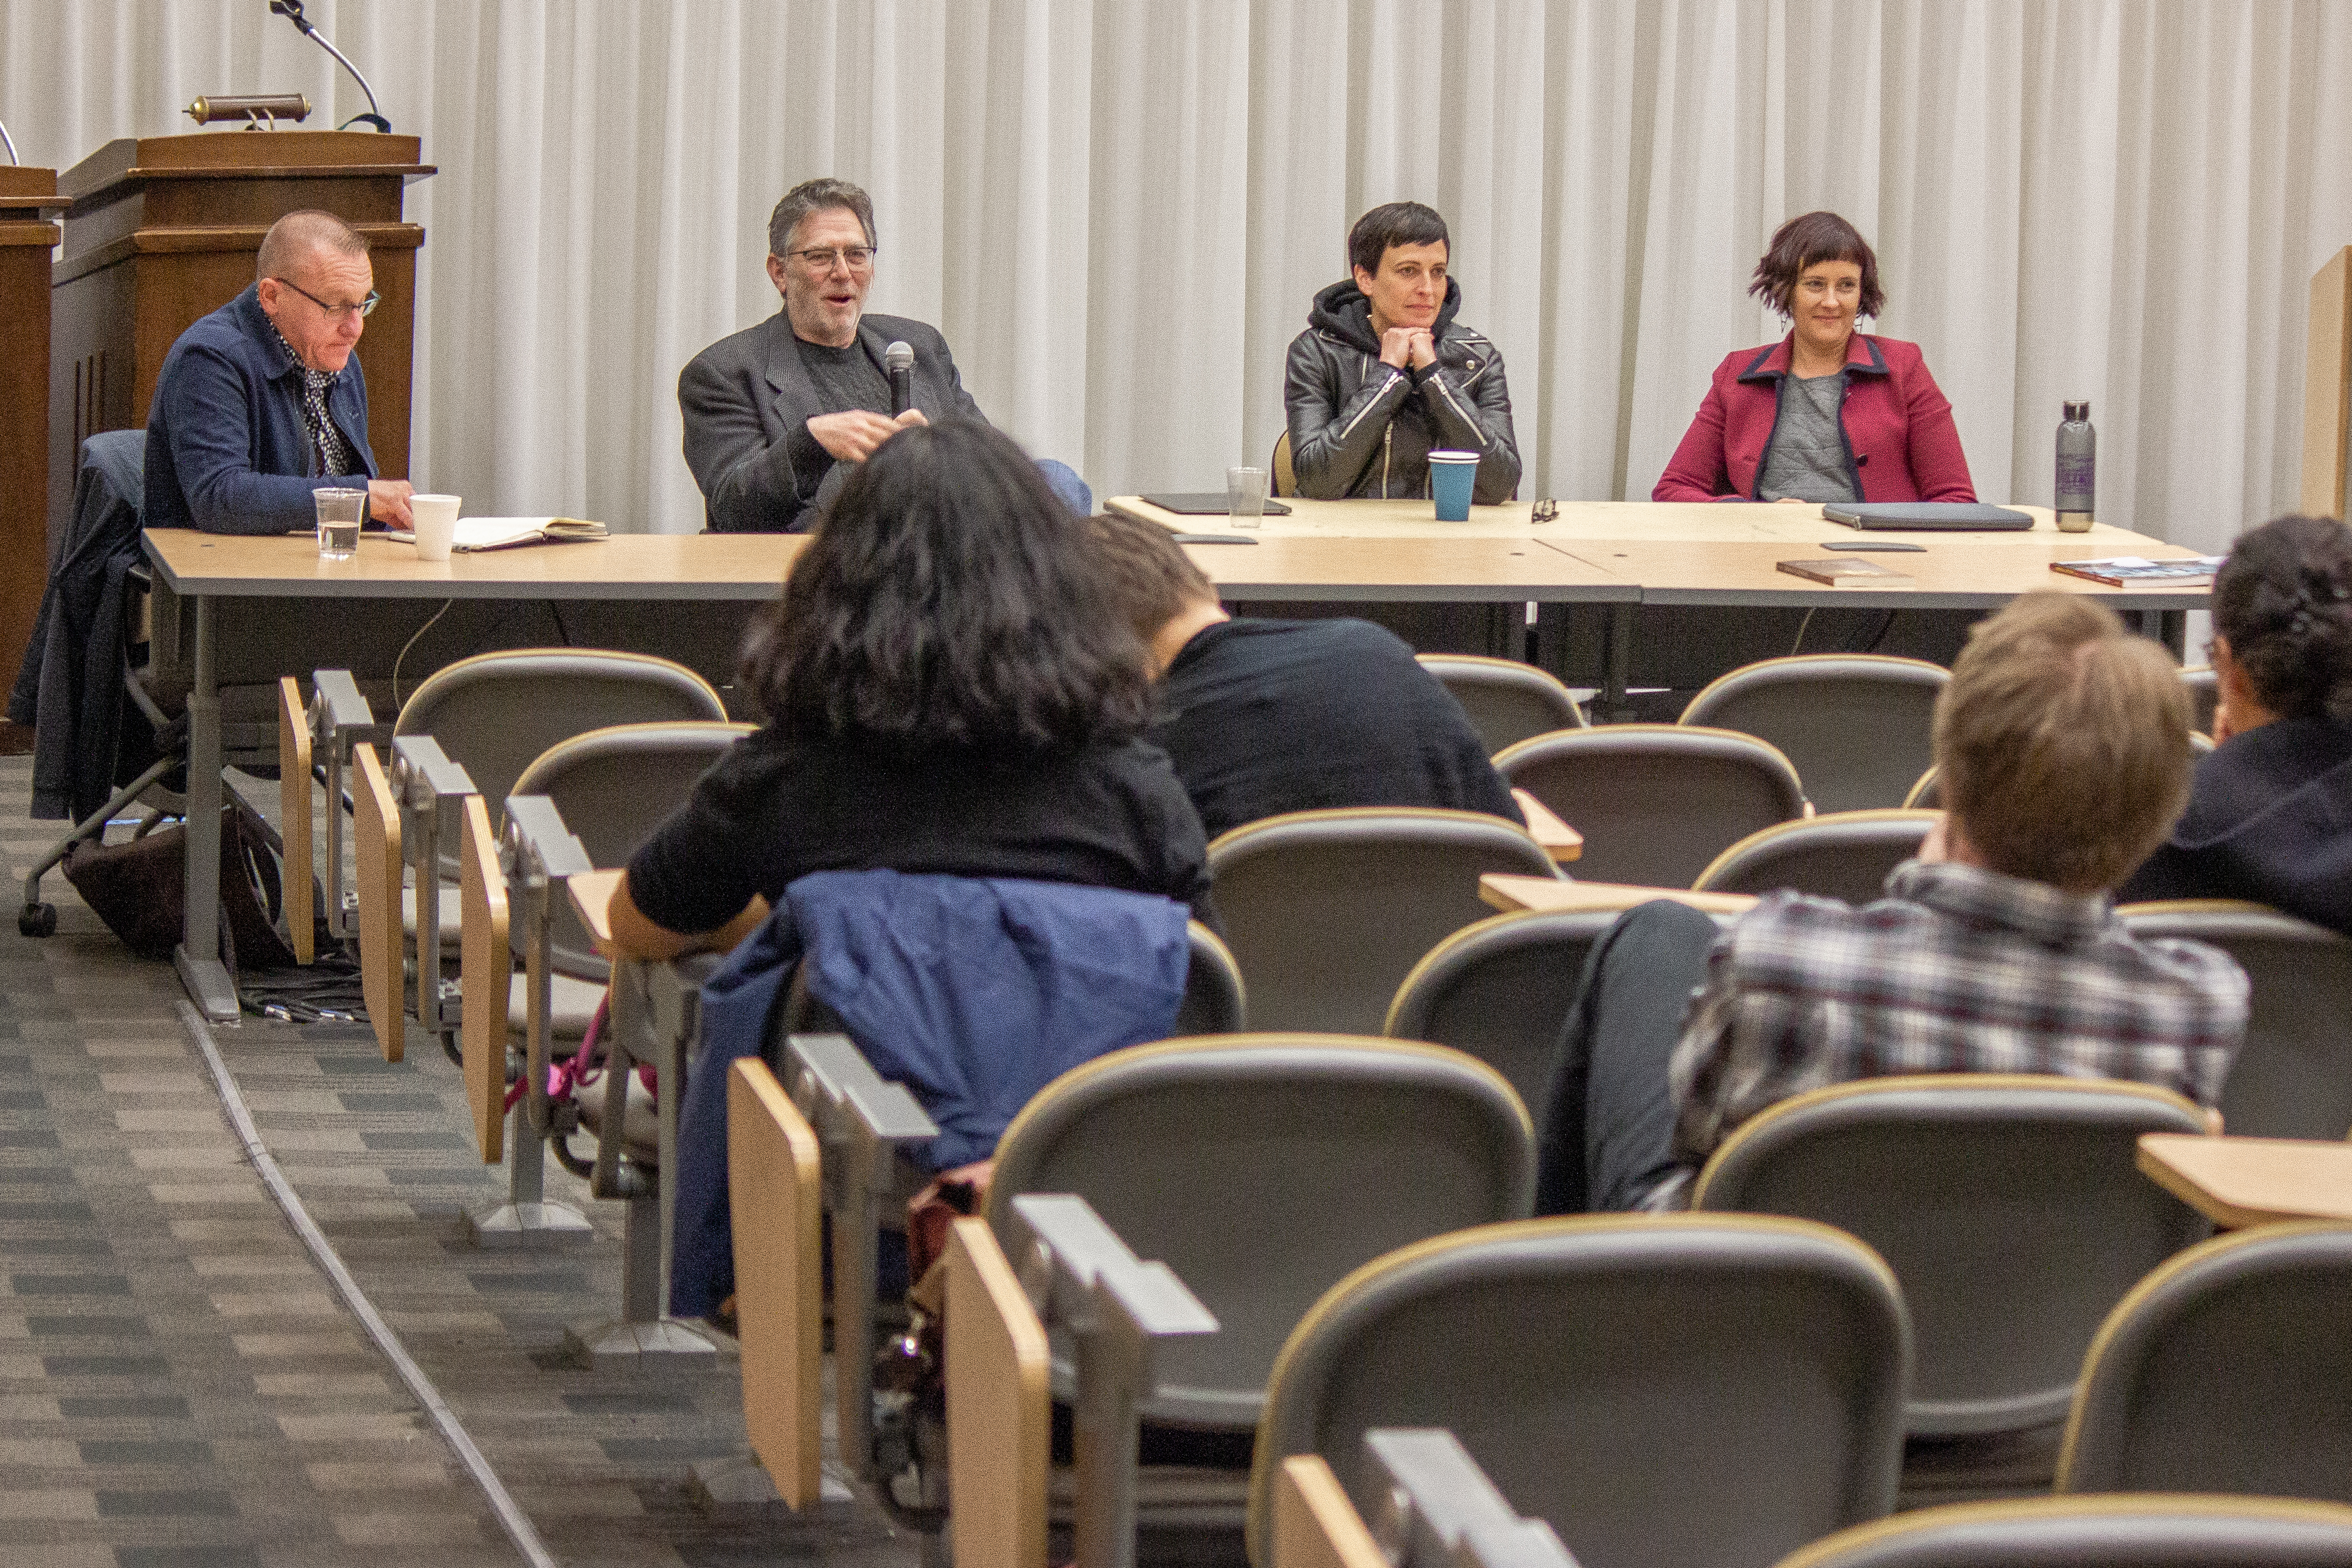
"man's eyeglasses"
782,245,876,274
272,277,380,320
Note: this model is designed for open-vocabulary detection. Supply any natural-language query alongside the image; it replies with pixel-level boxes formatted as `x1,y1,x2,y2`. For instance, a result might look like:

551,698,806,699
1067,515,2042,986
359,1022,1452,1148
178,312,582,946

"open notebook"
383,517,609,551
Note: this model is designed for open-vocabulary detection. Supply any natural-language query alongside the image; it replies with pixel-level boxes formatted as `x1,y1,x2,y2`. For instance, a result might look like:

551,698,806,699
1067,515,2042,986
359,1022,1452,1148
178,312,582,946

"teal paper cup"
1429,450,1479,521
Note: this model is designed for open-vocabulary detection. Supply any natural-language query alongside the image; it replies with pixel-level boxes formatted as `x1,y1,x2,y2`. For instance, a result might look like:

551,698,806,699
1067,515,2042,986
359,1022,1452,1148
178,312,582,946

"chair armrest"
1513,790,1583,864
2136,1133,2352,1229
1358,1430,1582,1568
1003,1194,1217,1568
1479,874,1757,918
569,870,624,959
782,1032,939,1482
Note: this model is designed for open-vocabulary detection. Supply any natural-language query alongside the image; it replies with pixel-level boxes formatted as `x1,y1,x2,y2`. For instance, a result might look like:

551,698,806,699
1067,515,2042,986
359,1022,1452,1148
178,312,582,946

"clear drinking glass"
1227,466,1269,528
314,487,366,561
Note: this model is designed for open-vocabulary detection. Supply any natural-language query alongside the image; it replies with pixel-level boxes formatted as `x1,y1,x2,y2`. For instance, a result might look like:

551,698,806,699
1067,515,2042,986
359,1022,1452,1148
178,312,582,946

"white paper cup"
410,495,462,562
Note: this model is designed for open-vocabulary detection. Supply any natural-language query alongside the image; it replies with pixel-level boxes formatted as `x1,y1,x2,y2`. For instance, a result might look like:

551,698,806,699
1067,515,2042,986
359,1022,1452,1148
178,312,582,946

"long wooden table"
1110,496,2214,701
139,526,1630,1018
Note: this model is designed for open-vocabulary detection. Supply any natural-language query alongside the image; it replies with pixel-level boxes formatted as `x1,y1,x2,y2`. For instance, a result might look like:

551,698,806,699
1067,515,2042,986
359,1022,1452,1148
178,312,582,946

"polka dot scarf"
264,315,355,478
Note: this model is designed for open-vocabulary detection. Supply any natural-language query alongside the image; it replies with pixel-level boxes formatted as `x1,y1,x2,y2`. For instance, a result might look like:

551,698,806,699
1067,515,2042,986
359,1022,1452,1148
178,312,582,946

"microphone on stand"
267,0,393,132
884,341,915,417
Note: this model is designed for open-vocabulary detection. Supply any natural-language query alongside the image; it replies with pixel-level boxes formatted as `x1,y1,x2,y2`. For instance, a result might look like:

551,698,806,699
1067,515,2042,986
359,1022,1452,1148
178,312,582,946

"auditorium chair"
937,1033,1535,1566
1775,1495,2352,1568
1494,725,1805,888
1205,808,1565,1035
1691,809,1939,904
1386,907,1730,1113
2119,900,2352,1139
292,648,726,1060
714,931,1255,1511
454,721,748,1269
1248,1214,1909,1568
1413,654,1588,755
1691,1075,2213,1439
2058,1220,2352,1505
1679,654,1950,815
788,1033,1533,1560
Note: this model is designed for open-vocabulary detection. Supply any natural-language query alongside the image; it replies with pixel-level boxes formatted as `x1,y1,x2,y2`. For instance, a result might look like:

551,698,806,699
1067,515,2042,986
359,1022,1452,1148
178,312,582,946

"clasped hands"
1378,327,1440,372
807,407,929,463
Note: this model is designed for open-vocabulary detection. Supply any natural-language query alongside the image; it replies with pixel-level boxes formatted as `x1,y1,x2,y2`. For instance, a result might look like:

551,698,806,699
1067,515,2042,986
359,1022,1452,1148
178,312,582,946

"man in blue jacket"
145,210,413,535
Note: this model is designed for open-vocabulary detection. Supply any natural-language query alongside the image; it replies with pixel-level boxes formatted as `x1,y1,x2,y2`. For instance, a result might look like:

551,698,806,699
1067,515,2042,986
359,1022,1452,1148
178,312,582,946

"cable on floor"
177,1001,560,1568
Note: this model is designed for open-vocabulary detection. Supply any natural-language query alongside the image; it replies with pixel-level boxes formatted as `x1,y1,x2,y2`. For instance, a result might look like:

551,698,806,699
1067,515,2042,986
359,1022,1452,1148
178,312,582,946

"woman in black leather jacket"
1283,201,1520,504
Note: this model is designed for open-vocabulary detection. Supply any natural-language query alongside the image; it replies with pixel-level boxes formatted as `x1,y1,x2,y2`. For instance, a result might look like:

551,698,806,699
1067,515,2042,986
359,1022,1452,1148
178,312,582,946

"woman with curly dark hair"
2120,513,2352,932
611,418,1211,953
1654,210,1975,504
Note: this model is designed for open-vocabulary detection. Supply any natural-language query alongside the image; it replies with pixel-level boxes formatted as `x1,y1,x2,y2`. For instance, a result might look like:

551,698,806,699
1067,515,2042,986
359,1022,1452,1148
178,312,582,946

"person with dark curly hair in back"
610,418,1212,955
2120,514,2352,934
1654,210,1974,505
611,419,1215,1324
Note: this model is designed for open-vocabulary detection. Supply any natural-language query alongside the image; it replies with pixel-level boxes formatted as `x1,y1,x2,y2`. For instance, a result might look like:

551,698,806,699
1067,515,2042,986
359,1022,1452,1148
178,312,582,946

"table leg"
173,596,239,1023
1600,603,1635,723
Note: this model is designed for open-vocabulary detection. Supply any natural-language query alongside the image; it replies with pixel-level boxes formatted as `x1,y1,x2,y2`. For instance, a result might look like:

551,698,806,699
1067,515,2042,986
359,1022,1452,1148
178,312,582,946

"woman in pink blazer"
1655,212,1975,504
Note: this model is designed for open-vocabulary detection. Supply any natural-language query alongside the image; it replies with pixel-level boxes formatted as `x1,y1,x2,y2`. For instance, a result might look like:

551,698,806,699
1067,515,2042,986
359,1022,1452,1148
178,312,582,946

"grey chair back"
1384,909,1625,1111
1414,654,1587,755
2059,1221,2352,1504
396,648,727,831
985,1035,1533,1431
1206,808,1563,1035
1496,725,1805,888
1694,810,1937,903
510,720,751,981
2121,901,2352,1139
1775,1494,2352,1568
1682,654,1951,814
1248,1214,1911,1568
1693,1074,2212,1436
1177,921,1247,1035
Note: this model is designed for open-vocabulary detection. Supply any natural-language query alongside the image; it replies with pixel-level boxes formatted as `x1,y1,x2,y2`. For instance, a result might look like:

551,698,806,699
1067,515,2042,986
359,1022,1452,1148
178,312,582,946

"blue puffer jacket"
145,284,381,535
669,870,1190,1318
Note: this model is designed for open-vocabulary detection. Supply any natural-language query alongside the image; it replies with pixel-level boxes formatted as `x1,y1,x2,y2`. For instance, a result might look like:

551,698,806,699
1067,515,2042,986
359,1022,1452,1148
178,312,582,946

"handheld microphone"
884,341,915,417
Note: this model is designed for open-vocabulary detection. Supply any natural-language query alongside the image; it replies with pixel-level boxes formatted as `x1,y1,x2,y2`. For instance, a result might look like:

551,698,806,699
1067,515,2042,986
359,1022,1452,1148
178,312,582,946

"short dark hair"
1348,201,1450,278
1749,211,1885,320
2211,513,2352,720
737,421,1150,754
769,177,875,258
1087,513,1217,643
1935,592,2192,893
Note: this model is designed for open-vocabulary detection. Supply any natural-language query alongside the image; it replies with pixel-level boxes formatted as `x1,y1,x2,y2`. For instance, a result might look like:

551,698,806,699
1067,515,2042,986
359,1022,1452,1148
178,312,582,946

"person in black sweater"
1087,513,1524,841
612,422,1211,956
2120,513,2352,934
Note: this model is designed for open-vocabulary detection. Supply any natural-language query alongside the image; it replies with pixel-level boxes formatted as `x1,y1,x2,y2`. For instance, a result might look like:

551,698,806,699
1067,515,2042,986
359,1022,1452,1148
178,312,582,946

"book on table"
2049,556,2224,587
451,517,608,551
380,517,609,550
1776,557,1915,586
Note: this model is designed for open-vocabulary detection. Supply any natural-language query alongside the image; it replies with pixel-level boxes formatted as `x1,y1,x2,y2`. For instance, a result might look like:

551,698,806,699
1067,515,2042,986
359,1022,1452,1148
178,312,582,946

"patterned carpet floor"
1,754,921,1568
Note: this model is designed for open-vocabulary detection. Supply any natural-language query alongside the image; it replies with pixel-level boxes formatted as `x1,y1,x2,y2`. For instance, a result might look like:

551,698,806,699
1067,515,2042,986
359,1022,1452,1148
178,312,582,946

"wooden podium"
47,130,433,536
0,169,68,709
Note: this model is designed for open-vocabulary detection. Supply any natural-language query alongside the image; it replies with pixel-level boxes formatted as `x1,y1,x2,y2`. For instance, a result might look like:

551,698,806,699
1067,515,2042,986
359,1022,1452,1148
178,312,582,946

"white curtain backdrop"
4,0,2349,550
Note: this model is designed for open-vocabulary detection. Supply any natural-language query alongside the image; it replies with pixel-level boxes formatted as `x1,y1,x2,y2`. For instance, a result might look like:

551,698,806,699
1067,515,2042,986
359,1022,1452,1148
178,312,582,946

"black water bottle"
2056,400,2096,533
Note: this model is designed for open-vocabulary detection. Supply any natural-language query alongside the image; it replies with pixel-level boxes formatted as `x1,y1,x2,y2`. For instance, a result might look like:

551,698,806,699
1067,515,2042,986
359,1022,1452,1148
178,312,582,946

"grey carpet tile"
8,755,926,1567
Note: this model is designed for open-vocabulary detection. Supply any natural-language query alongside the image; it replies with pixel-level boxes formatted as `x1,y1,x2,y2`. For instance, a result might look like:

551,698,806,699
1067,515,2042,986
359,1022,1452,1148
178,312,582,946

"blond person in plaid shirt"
1536,592,2249,1214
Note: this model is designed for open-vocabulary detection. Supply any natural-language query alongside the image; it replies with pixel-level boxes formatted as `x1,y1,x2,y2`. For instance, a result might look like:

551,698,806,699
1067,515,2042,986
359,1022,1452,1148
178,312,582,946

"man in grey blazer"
680,177,1085,533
